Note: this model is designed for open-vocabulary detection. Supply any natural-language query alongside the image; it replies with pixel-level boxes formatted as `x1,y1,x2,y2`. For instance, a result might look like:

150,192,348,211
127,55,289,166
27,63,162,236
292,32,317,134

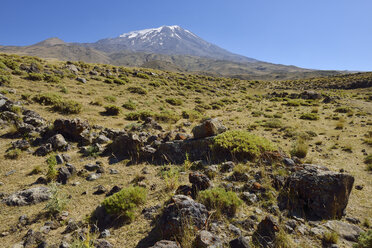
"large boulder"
158,195,209,239
5,187,51,206
252,215,279,248
278,164,354,220
192,118,226,139
53,118,90,142
48,134,68,150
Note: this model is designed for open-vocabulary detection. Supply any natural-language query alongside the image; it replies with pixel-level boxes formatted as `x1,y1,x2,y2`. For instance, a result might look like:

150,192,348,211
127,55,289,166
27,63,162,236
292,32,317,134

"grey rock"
99,229,110,238
34,143,53,156
252,215,279,248
229,224,242,236
241,192,258,205
323,220,363,242
48,134,68,150
220,161,235,172
5,187,50,206
86,173,101,181
84,164,100,171
229,236,250,248
195,230,222,248
192,118,226,139
94,239,113,248
76,77,87,84
283,158,295,166
149,240,180,248
55,154,64,164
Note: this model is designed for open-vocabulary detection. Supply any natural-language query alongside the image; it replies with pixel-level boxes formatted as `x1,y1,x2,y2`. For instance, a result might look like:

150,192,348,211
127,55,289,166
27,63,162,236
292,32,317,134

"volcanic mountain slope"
0,26,344,80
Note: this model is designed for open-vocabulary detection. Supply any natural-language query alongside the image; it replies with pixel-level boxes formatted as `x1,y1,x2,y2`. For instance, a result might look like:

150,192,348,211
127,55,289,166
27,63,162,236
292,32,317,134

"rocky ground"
0,53,371,248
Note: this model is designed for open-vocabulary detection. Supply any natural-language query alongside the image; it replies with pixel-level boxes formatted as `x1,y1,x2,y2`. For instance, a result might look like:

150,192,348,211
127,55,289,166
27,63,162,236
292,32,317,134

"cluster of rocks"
266,90,338,103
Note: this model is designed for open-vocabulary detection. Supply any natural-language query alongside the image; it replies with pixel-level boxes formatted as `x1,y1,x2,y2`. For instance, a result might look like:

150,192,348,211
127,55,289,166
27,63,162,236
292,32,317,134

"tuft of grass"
197,187,243,218
290,137,308,158
127,86,147,95
353,230,372,248
122,100,136,110
166,98,183,106
27,72,44,81
52,100,82,114
365,154,372,171
125,110,154,121
5,148,21,159
46,155,58,181
213,130,276,161
102,186,147,222
44,183,68,217
323,231,338,244
300,113,319,120
274,229,295,248
104,95,116,103
104,105,121,116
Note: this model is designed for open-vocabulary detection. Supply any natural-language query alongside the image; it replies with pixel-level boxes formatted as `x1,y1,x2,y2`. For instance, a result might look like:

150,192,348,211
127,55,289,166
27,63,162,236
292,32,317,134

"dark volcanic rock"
53,118,90,142
158,195,208,239
252,215,279,248
278,164,354,220
229,236,250,248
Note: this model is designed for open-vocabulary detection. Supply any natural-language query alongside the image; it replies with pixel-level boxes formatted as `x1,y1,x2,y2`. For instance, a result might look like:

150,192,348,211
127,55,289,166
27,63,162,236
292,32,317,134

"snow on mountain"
90,25,257,63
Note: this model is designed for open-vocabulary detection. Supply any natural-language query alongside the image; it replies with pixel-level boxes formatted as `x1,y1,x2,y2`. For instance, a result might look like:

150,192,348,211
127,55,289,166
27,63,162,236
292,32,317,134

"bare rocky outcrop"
278,164,354,220
53,118,90,143
5,187,51,206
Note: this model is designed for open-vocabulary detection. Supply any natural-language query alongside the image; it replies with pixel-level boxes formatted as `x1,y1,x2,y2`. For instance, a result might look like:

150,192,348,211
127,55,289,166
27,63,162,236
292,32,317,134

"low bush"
213,130,276,161
52,100,82,114
353,230,372,248
166,98,183,106
198,187,243,218
27,72,44,81
335,106,353,114
0,75,11,85
323,231,338,244
113,78,126,85
182,110,202,121
365,154,372,171
135,72,150,79
154,110,180,124
300,113,319,120
127,86,147,95
102,186,147,221
125,110,153,121
104,95,116,103
122,100,136,110
33,93,62,105
5,148,21,159
104,105,121,116
290,137,308,158
262,119,283,128
44,183,67,217
46,155,58,181
44,74,61,83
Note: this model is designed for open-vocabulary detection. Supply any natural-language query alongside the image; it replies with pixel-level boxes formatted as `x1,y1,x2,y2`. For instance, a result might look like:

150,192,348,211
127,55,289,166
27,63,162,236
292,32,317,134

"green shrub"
44,74,61,83
44,183,67,217
104,78,113,84
182,110,202,121
102,186,147,221
274,229,295,248
262,119,283,128
290,137,308,158
46,155,58,181
300,113,319,120
353,230,372,248
127,86,147,95
0,75,11,84
154,110,180,124
122,100,136,110
198,187,243,218
365,154,372,171
125,110,153,121
52,100,82,114
113,78,126,85
84,145,101,158
285,99,301,106
166,98,183,106
323,231,338,244
27,72,44,81
335,106,353,113
135,72,150,79
5,148,21,159
104,95,116,103
104,105,120,116
3,59,19,70
213,130,276,161
33,93,62,105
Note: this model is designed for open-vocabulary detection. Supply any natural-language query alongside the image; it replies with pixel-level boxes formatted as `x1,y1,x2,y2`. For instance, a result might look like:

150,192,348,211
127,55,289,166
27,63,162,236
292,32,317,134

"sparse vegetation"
102,186,147,221
198,187,243,218
104,105,121,115
290,137,308,158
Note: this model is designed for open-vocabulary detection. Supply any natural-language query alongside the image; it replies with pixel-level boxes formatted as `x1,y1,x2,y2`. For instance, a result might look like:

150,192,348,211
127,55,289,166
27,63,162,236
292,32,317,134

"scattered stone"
106,186,122,197
34,143,53,156
189,171,211,193
93,185,107,195
57,167,71,184
85,164,101,171
192,118,226,139
278,164,354,220
355,185,363,190
220,161,235,172
195,230,222,248
99,229,110,238
5,170,16,176
229,224,242,236
55,154,64,164
241,192,258,205
142,205,161,220
5,187,51,206
345,217,360,224
94,239,113,248
109,169,119,174
86,173,101,181
63,219,80,234
283,158,295,167
12,139,30,150
23,229,45,248
252,215,279,248
76,77,87,84
323,220,363,242
149,240,180,248
48,134,68,150
229,236,250,248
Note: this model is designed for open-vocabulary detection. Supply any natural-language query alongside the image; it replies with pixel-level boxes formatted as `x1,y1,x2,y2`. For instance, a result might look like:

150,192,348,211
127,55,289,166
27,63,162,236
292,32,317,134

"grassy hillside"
0,53,371,248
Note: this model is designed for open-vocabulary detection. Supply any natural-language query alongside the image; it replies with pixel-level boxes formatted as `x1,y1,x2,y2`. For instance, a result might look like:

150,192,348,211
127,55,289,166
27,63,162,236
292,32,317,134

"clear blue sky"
1,0,371,71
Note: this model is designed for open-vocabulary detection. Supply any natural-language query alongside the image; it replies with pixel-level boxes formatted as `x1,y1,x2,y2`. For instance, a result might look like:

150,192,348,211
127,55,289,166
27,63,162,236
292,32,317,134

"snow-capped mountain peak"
91,25,256,63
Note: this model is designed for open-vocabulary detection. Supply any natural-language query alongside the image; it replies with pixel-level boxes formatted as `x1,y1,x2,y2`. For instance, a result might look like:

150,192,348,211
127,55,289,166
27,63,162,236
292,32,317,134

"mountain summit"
88,25,257,63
